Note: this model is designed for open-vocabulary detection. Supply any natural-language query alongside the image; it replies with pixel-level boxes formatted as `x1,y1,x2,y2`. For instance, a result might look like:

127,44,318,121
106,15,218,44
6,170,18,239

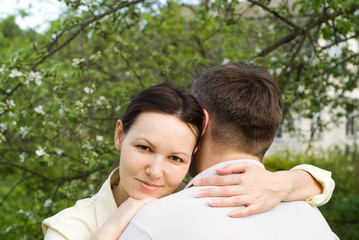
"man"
119,62,337,239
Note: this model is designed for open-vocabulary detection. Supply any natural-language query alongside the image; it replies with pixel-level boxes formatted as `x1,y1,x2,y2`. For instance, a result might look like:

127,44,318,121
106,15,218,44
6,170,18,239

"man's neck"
195,138,260,173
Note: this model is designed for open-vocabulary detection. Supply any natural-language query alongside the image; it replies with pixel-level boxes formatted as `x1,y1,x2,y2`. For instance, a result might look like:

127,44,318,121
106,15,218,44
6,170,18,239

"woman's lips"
137,179,161,191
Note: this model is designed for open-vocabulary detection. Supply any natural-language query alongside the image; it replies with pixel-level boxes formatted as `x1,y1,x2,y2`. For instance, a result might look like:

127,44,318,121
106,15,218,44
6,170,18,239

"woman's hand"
193,162,321,218
91,197,156,240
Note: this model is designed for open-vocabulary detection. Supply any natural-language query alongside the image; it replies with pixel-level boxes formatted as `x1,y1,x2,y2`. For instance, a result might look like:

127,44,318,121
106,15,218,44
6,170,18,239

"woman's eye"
137,145,151,151
169,156,183,163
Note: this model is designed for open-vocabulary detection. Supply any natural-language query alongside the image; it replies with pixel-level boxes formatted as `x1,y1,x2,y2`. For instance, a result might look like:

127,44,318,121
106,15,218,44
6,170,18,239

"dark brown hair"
122,82,203,143
192,62,282,159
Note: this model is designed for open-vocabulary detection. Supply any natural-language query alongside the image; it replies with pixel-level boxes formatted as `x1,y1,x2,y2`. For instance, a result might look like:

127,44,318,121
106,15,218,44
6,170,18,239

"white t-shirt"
119,160,338,240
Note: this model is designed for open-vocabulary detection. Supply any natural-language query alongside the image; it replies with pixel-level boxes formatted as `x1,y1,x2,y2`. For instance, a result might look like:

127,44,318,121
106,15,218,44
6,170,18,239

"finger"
195,174,242,186
196,186,243,198
207,195,250,207
229,205,259,218
216,162,255,175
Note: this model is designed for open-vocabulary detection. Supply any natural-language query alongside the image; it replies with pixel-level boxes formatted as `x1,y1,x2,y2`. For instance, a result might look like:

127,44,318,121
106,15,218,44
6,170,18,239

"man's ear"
201,109,210,137
114,120,125,150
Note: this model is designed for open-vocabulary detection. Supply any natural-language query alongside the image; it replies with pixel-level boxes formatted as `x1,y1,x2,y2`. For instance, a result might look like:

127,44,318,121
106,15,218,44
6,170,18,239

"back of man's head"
192,62,283,159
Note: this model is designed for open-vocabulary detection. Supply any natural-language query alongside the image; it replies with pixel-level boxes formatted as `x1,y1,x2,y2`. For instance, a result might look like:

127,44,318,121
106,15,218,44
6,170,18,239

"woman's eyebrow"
171,151,190,158
135,138,155,149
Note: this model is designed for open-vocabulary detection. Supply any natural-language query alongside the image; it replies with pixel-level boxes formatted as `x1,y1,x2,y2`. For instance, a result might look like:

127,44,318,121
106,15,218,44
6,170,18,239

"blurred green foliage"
264,144,359,239
0,0,358,239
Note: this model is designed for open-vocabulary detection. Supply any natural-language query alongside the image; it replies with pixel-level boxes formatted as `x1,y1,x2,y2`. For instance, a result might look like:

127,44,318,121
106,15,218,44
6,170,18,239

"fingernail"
209,199,217,206
194,180,201,186
195,191,203,197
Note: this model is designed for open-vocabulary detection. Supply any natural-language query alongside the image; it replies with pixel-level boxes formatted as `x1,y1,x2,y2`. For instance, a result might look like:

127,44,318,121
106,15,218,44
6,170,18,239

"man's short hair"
192,62,283,159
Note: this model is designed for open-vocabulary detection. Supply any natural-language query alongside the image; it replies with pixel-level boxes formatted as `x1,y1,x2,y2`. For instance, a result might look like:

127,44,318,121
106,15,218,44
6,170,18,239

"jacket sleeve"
44,228,67,240
291,164,335,206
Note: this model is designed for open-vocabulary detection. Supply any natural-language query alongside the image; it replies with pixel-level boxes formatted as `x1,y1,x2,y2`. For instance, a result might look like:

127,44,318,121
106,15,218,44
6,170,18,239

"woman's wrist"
278,169,322,202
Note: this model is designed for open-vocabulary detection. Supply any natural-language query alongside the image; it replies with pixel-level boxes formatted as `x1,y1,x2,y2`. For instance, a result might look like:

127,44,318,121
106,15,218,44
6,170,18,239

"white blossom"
87,30,93,39
347,166,354,172
6,99,15,108
44,199,53,207
0,123,7,132
96,135,104,142
297,85,305,93
19,152,26,163
19,126,30,138
36,146,49,157
72,58,85,68
0,65,4,73
84,86,94,94
59,107,67,115
115,105,121,112
28,71,43,86
56,149,64,155
275,68,281,76
222,58,230,65
9,69,23,78
268,24,275,33
72,58,80,67
96,96,106,105
34,105,45,115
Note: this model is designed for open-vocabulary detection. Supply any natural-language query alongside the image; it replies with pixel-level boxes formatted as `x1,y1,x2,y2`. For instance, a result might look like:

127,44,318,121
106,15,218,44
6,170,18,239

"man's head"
192,62,282,160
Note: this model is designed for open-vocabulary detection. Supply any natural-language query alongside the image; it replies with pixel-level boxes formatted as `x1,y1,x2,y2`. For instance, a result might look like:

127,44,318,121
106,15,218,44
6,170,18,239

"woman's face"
115,112,198,200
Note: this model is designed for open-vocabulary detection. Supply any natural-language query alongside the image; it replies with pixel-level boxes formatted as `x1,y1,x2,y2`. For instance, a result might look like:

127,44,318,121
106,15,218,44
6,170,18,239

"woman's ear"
114,120,125,150
201,109,210,137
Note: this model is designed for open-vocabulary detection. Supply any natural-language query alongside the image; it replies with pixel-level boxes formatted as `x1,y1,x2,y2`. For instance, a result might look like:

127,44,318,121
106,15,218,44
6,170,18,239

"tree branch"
321,33,359,50
256,4,358,58
0,175,33,207
2,0,146,104
248,0,303,30
119,51,146,89
0,161,54,183
278,33,308,80
32,0,146,71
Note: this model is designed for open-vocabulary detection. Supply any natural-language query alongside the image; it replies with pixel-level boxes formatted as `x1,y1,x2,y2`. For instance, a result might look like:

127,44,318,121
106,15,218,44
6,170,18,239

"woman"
42,82,333,240
42,82,204,239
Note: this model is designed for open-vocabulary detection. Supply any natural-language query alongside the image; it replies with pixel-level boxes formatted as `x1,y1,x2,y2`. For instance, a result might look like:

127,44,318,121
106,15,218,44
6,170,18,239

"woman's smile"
137,179,162,191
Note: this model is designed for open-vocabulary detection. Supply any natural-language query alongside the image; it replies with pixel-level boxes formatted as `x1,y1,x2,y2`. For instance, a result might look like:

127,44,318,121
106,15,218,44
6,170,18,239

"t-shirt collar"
186,159,264,189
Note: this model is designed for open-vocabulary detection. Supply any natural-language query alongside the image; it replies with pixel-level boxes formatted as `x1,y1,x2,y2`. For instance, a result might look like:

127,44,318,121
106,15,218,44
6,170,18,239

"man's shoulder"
136,187,202,213
129,195,337,240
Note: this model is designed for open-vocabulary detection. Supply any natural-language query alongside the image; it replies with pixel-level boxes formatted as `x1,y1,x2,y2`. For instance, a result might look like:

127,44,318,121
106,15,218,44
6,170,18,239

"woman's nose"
145,156,164,179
